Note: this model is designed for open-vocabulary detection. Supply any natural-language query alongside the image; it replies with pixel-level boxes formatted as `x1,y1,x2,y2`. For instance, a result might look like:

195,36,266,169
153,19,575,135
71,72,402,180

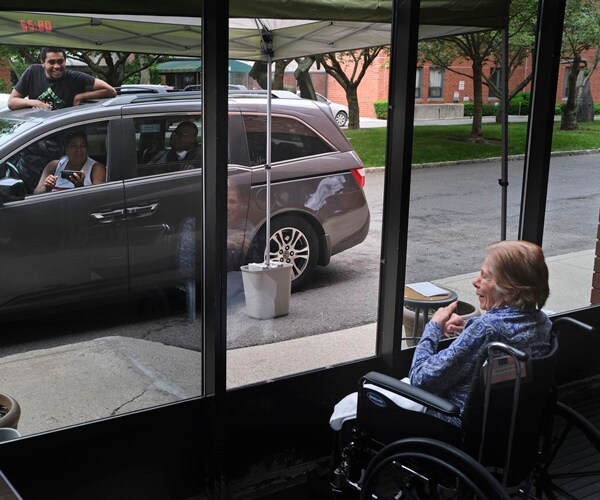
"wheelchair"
330,317,600,499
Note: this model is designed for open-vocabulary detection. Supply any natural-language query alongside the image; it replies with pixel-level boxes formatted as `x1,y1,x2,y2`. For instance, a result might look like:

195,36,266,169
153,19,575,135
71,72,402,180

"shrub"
463,102,499,117
508,92,531,115
595,103,600,115
373,100,388,120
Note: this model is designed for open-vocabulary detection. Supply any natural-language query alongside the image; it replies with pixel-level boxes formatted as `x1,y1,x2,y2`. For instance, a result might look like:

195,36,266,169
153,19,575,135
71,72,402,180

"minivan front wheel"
269,215,319,292
335,111,348,127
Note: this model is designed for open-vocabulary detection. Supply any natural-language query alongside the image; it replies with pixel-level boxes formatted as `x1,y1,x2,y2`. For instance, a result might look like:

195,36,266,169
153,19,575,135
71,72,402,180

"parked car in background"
182,84,249,91
0,91,369,315
116,84,175,94
315,93,349,127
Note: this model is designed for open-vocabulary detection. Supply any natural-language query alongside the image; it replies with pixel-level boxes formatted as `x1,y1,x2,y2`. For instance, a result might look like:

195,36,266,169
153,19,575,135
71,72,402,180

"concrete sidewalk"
358,114,535,128
1,250,594,436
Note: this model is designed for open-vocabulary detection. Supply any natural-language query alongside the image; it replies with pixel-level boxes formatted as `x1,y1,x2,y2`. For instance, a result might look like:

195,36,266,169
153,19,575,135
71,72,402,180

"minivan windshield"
0,118,28,147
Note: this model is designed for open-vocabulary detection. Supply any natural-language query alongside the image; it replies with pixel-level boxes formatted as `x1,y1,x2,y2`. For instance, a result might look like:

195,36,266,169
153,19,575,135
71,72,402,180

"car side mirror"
0,178,26,204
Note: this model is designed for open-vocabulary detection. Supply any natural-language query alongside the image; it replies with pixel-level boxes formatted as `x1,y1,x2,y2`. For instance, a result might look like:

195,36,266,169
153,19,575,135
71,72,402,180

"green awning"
157,59,252,73
157,60,201,73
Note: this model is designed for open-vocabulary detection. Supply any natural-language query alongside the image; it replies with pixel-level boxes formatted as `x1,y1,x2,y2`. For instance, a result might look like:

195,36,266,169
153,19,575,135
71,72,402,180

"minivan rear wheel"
269,215,319,292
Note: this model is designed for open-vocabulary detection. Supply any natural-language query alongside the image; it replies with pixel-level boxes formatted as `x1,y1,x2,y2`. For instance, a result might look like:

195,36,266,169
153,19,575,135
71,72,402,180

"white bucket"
240,262,293,319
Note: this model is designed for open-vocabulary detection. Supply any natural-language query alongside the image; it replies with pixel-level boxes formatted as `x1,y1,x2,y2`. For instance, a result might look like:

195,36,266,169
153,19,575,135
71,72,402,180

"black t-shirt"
14,65,95,110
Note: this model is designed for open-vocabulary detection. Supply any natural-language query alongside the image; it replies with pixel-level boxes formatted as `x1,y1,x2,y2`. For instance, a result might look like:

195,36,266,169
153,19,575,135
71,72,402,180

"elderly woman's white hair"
485,240,550,310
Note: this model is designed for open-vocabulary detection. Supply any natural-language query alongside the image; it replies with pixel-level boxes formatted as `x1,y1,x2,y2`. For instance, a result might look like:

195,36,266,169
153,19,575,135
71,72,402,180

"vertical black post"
500,28,509,241
519,0,567,245
202,0,229,496
377,0,420,372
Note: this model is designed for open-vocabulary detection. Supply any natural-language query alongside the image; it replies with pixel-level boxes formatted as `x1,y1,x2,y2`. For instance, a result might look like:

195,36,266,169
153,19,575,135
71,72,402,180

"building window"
415,68,422,99
489,67,501,99
428,68,444,98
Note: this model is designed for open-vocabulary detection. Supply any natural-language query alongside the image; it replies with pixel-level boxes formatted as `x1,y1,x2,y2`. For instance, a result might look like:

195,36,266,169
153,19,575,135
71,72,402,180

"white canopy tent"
0,1,507,60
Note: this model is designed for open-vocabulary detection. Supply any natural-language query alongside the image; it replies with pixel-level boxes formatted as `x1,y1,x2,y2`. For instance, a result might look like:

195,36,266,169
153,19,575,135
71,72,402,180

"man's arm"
72,79,116,106
7,89,51,110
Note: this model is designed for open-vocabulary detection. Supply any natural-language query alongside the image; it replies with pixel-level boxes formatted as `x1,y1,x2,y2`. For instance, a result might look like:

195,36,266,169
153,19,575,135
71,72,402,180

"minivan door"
0,120,128,314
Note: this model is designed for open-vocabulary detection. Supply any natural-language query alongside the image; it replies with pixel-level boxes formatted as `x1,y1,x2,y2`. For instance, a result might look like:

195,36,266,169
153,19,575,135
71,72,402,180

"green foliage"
463,103,500,117
123,55,163,85
0,78,11,93
373,100,388,120
595,103,600,115
508,92,531,115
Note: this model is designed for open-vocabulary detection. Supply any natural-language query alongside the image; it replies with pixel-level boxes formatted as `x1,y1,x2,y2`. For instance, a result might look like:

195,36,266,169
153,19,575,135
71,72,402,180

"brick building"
323,49,600,119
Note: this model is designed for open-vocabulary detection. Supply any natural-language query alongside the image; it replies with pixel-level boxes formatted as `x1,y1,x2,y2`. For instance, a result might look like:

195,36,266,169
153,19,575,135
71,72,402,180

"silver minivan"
0,92,369,314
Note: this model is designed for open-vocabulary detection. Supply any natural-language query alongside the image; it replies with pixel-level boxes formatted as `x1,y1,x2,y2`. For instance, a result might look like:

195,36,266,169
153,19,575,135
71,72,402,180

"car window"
3,121,109,195
134,115,202,177
242,114,335,166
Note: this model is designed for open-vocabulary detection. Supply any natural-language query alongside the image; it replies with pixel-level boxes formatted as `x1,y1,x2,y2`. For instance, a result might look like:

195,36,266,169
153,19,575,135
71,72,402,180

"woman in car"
409,239,552,426
33,131,106,193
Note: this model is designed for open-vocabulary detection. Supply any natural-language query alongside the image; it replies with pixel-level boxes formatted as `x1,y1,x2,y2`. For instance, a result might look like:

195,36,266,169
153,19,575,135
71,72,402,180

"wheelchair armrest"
360,371,460,417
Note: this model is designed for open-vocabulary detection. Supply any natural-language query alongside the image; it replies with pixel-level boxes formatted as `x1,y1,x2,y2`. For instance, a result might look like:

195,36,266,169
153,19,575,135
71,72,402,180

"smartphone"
60,170,81,179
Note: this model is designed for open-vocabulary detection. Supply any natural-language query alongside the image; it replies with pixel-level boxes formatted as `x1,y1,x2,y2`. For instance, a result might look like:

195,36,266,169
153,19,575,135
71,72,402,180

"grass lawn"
344,120,600,167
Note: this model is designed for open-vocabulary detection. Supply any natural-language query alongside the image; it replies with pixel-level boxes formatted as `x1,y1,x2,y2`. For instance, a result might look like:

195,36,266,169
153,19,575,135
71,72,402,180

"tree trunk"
576,79,594,122
138,55,151,85
346,84,360,130
560,59,580,130
273,60,286,90
294,57,316,99
470,59,484,139
250,61,268,89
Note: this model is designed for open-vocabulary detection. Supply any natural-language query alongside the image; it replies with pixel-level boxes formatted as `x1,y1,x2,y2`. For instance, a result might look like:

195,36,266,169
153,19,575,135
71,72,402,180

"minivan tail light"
351,167,366,188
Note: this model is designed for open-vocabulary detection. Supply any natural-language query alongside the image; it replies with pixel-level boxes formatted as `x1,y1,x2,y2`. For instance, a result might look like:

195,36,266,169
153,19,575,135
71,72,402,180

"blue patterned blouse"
409,306,552,426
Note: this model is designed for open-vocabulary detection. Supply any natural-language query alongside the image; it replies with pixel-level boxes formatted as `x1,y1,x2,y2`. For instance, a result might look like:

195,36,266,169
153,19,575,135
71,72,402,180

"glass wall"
542,153,599,314
0,80,204,437
226,96,379,388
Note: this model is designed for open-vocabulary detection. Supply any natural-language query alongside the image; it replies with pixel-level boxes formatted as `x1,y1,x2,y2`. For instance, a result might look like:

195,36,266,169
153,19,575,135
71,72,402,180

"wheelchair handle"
551,317,596,334
486,341,528,362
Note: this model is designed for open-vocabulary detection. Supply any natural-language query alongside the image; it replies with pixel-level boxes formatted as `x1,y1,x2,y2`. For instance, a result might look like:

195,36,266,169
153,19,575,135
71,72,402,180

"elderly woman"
409,240,552,425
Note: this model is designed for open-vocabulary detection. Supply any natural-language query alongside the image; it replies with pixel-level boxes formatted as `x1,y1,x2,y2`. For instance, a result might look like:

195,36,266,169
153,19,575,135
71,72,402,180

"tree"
0,47,162,87
68,51,162,87
418,0,537,140
559,0,600,130
315,47,384,129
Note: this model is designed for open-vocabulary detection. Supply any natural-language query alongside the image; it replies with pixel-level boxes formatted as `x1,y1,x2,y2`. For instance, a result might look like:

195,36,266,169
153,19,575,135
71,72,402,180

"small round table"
403,285,458,342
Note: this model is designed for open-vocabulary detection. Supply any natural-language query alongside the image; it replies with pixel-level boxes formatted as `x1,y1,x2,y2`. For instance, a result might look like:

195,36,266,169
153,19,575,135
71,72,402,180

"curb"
364,149,600,172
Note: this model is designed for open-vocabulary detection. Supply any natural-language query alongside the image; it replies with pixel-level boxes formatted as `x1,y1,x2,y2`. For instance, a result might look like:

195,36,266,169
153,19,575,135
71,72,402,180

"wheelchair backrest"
462,334,559,486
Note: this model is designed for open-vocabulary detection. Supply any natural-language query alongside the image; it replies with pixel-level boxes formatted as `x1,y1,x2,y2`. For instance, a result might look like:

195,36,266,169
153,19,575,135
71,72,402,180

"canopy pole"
261,28,274,266
499,28,509,240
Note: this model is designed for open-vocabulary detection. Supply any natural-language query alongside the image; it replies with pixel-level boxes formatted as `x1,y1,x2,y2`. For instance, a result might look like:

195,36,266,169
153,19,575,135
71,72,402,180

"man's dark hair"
40,47,67,62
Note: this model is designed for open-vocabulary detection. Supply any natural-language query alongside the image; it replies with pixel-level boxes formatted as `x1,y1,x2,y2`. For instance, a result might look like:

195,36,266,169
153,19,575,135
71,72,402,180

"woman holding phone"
34,131,106,193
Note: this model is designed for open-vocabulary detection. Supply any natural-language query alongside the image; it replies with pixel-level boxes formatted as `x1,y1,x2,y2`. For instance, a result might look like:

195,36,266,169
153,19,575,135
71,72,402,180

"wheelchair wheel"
360,437,508,499
536,401,600,499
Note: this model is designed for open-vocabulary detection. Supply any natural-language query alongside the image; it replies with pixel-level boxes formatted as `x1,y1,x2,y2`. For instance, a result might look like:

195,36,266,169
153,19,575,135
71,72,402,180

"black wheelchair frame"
330,317,600,499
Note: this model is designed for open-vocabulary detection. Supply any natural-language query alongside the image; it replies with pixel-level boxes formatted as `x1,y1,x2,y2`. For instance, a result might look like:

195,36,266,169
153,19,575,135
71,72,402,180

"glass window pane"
227,98,377,388
0,110,204,437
